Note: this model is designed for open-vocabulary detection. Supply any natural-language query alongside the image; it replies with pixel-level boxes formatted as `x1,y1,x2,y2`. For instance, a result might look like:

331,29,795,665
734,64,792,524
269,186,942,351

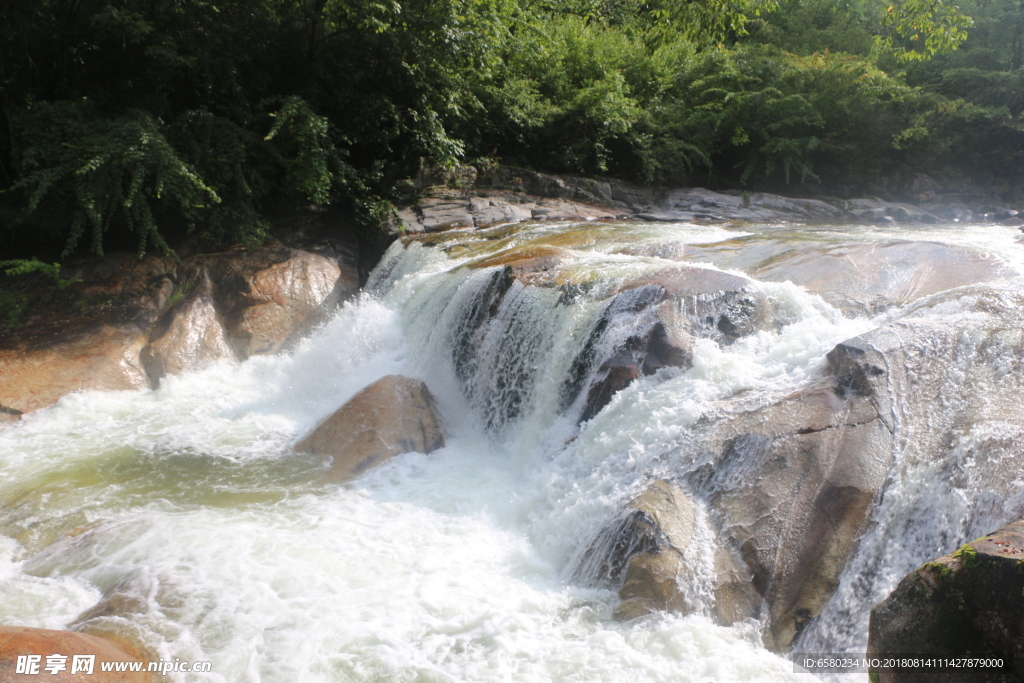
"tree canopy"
0,0,1019,258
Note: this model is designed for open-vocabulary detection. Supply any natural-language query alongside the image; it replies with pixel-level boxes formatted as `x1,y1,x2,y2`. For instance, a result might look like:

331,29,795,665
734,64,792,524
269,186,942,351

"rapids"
3,220,1024,682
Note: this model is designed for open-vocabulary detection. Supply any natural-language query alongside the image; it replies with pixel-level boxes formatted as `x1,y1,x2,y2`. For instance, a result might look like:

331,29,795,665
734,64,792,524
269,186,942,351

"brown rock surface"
612,481,759,625
0,626,153,682
140,270,236,385
203,247,356,358
0,324,150,413
296,375,445,482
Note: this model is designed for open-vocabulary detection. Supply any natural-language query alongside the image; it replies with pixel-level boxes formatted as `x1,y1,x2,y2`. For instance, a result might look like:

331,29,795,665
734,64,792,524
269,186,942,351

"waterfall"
3,220,1024,681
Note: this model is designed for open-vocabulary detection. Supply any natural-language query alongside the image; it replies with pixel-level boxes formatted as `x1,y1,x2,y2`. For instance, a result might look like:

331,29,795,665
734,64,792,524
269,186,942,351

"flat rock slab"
686,238,1013,315
296,375,445,482
0,324,150,413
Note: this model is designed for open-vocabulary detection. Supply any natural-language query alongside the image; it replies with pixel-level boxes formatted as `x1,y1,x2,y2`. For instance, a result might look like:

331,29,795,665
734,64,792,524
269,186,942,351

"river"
3,219,1024,682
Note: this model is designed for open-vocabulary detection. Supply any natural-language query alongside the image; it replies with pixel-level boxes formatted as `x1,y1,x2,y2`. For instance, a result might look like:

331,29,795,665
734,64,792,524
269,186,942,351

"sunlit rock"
295,375,445,482
686,237,1012,316
0,254,175,413
0,626,153,682
0,324,151,413
612,480,759,625
868,520,1024,683
140,269,236,386
201,246,357,359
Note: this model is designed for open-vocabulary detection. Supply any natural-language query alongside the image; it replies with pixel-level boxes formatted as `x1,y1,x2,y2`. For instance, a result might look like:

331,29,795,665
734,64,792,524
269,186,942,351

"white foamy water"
3,220,1024,682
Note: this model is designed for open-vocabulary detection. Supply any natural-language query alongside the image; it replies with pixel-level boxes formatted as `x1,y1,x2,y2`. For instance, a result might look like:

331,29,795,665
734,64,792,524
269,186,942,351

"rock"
615,481,697,619
626,266,771,342
868,520,1024,683
0,626,153,682
611,481,760,624
470,246,570,287
295,375,445,482
656,188,845,222
601,285,1024,652
0,404,21,423
703,376,891,650
562,287,699,421
846,197,941,224
685,238,1013,316
140,269,237,386
0,323,150,413
202,247,355,359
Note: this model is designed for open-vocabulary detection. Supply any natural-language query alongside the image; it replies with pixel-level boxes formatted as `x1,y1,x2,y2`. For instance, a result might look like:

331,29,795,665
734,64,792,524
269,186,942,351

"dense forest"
0,0,1022,260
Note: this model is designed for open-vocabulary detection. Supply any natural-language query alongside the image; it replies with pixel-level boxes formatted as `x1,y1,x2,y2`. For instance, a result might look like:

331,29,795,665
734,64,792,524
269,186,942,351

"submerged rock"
296,375,445,482
868,520,1024,683
0,626,153,682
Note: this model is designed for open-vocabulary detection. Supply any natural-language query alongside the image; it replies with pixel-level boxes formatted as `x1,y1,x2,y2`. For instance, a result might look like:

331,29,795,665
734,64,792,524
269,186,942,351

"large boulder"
201,246,356,359
868,520,1024,683
0,626,153,682
139,269,236,386
611,480,759,625
0,254,175,413
295,375,445,482
0,324,151,413
589,284,1024,652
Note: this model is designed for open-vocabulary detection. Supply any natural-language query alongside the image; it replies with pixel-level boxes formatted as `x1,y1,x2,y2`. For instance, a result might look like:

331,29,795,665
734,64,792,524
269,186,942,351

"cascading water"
3,219,1024,682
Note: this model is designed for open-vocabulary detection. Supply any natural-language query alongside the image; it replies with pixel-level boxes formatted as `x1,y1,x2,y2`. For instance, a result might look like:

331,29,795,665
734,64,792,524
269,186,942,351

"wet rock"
614,481,697,619
686,238,1013,316
470,246,570,287
140,269,237,386
868,520,1024,683
202,246,356,359
704,378,890,650
0,324,150,413
0,626,153,682
612,481,760,624
627,266,771,342
557,265,765,421
295,375,445,482
0,404,21,423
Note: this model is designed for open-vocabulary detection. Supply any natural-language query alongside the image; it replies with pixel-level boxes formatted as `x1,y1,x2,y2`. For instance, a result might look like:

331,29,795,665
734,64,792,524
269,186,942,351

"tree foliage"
0,0,1021,259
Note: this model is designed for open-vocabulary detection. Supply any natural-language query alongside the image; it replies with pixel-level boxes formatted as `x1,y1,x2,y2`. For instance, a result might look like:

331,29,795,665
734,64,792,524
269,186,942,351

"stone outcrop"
685,237,1013,316
396,163,1024,233
397,189,622,233
0,324,152,414
611,480,759,625
139,269,236,385
0,626,153,682
587,283,1024,652
295,375,445,482
641,188,845,223
868,520,1024,683
199,246,355,359
1,246,359,412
